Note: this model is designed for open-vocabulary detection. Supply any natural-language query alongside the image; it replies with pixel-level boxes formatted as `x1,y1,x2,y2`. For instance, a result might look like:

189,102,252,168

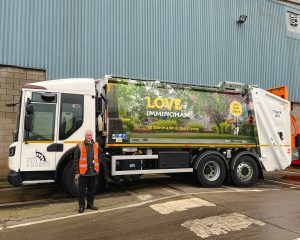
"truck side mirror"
96,93,107,115
26,103,34,114
24,114,33,132
96,97,102,114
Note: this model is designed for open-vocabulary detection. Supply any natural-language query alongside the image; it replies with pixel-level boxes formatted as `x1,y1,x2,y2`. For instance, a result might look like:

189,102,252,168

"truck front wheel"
231,155,259,187
195,154,226,187
62,161,79,197
62,161,101,197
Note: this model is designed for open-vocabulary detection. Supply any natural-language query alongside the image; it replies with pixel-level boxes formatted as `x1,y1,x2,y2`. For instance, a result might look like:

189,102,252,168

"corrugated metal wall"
1,0,300,101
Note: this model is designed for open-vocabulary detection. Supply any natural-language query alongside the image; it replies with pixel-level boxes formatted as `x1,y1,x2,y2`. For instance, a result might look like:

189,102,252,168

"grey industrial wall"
0,0,300,101
0,66,45,179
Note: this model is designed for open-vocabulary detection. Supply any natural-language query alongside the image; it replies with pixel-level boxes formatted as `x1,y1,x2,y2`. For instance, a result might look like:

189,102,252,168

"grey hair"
85,130,93,135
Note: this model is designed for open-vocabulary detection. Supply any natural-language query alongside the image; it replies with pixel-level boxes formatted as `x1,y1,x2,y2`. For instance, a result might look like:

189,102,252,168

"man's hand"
74,174,79,185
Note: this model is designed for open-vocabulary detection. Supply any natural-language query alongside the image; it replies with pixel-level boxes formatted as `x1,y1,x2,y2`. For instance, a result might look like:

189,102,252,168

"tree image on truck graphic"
107,78,257,143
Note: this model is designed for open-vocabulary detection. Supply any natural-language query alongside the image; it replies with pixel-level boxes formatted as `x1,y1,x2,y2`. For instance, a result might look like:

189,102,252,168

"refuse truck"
7,76,292,196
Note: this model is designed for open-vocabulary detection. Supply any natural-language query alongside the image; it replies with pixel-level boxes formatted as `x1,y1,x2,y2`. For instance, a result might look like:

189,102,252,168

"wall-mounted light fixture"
237,15,247,24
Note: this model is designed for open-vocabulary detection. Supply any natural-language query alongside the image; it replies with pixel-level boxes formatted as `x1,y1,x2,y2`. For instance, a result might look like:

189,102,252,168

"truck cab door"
20,91,60,182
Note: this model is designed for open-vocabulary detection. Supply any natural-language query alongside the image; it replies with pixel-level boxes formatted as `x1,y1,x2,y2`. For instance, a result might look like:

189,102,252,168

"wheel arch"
193,150,229,170
55,146,109,183
55,146,77,184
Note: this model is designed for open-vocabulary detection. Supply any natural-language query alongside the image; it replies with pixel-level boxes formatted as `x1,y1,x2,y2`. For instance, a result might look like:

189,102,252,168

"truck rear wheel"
231,155,259,187
195,154,226,187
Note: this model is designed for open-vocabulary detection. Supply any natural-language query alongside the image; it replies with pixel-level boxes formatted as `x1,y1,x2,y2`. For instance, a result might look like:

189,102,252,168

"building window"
286,9,300,40
289,12,299,27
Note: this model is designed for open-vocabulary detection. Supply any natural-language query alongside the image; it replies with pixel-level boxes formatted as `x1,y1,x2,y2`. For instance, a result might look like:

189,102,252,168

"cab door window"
27,96,56,141
59,94,84,140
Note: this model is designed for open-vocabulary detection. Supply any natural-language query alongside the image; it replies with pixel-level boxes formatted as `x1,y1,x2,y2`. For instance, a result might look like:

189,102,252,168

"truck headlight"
9,146,16,157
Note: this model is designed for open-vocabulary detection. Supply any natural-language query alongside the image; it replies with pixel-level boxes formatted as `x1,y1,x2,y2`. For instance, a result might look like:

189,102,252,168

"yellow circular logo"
230,101,242,117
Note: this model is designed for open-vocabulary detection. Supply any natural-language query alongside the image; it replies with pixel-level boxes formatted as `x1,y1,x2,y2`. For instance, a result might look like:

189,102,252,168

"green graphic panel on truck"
107,78,257,145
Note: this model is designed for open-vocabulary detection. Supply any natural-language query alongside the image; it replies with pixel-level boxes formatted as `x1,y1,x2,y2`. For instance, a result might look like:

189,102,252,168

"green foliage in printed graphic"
240,122,256,137
186,123,204,132
211,122,232,134
148,120,178,132
179,89,207,118
115,80,150,120
254,125,258,138
220,122,233,134
203,92,231,133
115,80,208,121
225,124,233,134
111,78,255,139
211,125,218,133
121,118,135,132
129,132,254,140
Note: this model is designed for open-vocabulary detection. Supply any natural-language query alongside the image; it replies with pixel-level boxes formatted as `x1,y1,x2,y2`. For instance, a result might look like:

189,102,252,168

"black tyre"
62,161,101,197
122,175,132,182
231,155,259,187
62,161,79,197
98,165,107,191
112,175,122,182
120,175,142,182
130,174,142,181
195,154,226,187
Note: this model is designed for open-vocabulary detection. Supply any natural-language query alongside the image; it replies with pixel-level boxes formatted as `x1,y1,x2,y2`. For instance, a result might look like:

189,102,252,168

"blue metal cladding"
1,0,300,101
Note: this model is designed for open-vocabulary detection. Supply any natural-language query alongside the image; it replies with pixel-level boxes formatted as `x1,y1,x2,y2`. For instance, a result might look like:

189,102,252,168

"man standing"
74,130,100,213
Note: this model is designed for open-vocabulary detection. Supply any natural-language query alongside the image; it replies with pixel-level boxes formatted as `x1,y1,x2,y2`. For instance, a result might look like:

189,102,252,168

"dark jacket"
74,140,100,176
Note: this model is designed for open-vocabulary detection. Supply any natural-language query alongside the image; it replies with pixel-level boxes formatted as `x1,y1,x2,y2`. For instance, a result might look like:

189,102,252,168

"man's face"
85,132,93,141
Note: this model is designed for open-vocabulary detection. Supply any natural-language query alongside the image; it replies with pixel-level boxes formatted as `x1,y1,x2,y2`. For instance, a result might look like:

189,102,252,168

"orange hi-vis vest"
78,141,100,175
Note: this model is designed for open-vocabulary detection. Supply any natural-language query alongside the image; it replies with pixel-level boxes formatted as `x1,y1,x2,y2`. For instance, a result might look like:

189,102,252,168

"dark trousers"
78,175,96,208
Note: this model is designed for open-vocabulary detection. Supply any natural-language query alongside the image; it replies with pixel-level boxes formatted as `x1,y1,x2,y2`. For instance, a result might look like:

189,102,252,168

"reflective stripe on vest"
78,142,100,175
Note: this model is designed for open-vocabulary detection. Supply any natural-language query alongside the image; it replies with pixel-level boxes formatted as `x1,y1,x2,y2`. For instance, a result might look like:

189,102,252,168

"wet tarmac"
0,169,300,240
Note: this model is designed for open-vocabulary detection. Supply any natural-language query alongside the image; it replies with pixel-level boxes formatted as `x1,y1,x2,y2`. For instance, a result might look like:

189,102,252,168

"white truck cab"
8,78,97,186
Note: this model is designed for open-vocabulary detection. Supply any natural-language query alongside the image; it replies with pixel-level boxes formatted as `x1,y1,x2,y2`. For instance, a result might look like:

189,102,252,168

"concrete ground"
0,169,300,240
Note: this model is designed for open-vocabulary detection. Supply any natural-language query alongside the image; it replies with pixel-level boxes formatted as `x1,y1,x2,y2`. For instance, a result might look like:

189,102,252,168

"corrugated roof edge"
272,0,300,9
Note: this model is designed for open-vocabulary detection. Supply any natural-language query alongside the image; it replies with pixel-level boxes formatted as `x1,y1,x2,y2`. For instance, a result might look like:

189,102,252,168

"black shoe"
87,205,98,210
79,207,84,213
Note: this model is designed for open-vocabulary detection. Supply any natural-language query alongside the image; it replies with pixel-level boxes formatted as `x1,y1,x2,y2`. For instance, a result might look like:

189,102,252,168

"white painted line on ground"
283,170,300,175
4,194,177,230
222,186,243,191
200,189,276,194
125,190,136,196
0,227,3,231
150,197,215,215
163,187,180,195
181,212,265,238
265,179,300,188
0,188,279,231
137,194,152,201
